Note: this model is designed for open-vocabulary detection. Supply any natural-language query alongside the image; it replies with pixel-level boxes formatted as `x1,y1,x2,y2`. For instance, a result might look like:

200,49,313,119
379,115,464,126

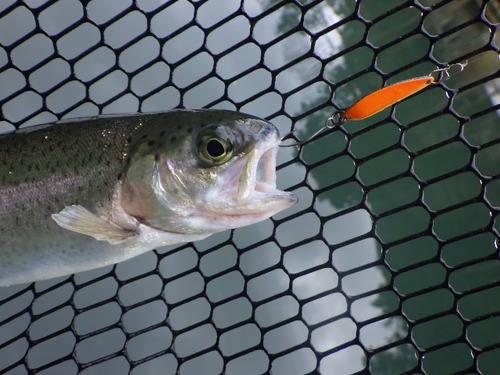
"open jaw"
202,140,298,225
237,142,279,200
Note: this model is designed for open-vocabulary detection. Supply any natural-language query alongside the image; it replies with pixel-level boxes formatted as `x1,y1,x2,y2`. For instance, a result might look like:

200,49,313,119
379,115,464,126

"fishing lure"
340,75,434,122
281,61,467,147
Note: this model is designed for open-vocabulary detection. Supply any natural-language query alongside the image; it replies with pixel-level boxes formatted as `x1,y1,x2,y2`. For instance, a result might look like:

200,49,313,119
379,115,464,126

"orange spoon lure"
341,75,435,122
281,61,467,147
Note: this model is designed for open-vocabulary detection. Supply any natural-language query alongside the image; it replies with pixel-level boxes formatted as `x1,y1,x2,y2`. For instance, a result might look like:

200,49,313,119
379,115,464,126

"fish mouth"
237,141,286,201
200,136,298,228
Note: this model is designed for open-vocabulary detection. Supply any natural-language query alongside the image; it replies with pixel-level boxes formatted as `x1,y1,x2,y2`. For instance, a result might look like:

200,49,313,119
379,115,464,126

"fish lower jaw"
191,210,275,231
193,192,297,230
254,180,280,193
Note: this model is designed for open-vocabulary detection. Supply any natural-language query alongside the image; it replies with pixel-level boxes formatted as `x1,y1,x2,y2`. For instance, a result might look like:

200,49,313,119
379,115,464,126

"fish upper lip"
237,143,276,201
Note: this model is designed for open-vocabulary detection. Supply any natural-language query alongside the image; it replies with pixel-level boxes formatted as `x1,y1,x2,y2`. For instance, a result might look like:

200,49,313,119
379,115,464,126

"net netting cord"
0,0,499,375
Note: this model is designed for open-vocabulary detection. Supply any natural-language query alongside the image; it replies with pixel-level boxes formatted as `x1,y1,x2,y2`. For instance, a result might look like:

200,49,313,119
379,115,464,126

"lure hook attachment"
280,110,345,148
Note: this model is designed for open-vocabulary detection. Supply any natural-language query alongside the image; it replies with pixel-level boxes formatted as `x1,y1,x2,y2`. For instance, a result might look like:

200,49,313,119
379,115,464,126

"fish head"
121,110,297,235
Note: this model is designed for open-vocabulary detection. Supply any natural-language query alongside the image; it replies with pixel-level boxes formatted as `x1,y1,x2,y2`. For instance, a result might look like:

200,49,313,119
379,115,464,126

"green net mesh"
0,0,499,374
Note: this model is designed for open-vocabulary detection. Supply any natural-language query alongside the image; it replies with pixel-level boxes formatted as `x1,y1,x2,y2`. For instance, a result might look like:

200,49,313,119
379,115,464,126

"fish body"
0,109,297,286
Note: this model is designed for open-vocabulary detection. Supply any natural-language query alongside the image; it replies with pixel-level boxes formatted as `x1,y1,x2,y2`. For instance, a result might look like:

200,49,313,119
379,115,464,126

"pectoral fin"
52,205,137,244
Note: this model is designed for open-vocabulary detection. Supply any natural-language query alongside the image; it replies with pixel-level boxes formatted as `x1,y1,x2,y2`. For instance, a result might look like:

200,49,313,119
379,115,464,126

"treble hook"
431,60,468,83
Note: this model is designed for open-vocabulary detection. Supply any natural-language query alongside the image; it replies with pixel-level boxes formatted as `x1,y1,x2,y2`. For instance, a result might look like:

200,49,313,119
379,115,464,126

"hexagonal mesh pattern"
0,0,499,374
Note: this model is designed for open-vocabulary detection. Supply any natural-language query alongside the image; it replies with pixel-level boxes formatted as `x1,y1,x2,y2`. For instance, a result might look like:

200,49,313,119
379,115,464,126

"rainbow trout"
0,109,297,286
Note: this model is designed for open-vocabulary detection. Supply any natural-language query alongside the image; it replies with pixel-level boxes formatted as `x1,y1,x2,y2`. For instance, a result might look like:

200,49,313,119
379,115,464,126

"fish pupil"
206,139,225,157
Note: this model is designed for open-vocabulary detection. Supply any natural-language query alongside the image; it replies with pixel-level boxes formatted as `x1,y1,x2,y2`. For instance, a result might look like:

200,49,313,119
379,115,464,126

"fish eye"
197,134,233,165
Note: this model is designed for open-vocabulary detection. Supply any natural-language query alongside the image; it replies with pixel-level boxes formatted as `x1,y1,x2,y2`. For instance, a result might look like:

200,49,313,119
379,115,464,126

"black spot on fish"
141,134,148,140
154,153,160,162
170,136,177,143
127,137,133,144
117,173,122,180
186,127,193,133
148,140,155,147
160,131,166,137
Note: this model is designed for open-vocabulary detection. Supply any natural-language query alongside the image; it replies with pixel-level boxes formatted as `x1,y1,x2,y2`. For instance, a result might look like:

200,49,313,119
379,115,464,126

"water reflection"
323,209,373,244
319,345,366,375
255,295,300,327
302,293,347,325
